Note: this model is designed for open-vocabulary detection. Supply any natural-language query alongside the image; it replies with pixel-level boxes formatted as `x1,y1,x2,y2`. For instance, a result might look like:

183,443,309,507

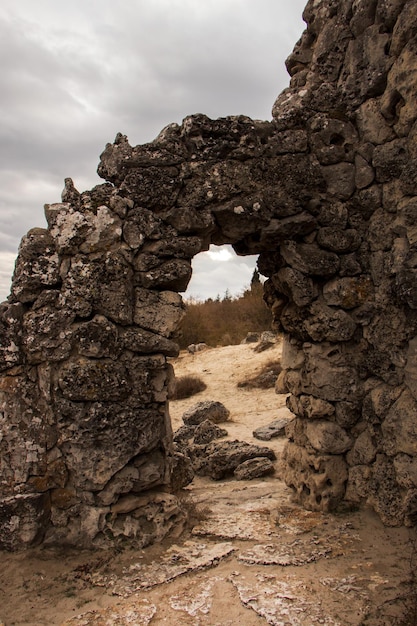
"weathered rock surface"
253,417,289,441
182,401,230,426
1,0,417,549
193,420,229,445
233,457,275,480
187,440,276,480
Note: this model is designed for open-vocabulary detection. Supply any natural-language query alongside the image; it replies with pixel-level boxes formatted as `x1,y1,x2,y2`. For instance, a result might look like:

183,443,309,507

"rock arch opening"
1,0,417,550
185,244,259,303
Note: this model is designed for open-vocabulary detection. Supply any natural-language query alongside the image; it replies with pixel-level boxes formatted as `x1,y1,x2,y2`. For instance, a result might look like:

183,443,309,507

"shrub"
179,281,272,349
170,375,207,400
237,360,282,389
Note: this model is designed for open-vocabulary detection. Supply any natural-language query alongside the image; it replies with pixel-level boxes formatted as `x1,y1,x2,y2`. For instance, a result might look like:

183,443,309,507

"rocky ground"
1,341,416,626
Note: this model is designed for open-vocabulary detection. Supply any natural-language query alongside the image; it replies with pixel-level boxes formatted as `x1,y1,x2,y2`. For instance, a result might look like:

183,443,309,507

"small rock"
193,419,228,445
253,341,273,353
189,439,276,480
241,332,260,343
260,331,277,343
187,342,208,353
182,401,230,426
253,418,289,441
174,424,196,443
170,451,194,491
234,457,275,480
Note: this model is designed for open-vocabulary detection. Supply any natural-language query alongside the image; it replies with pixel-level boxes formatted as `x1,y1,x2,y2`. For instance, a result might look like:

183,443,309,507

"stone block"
382,389,417,456
182,401,230,426
305,420,353,455
0,493,49,550
282,442,348,512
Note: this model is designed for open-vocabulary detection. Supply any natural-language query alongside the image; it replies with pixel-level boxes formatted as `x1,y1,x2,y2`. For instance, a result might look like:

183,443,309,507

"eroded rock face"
1,0,417,548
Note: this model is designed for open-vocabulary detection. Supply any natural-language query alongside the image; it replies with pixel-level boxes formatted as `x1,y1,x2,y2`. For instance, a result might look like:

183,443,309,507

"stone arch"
1,0,417,549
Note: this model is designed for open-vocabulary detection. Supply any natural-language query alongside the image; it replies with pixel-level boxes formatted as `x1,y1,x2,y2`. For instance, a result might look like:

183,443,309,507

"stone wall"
1,0,416,549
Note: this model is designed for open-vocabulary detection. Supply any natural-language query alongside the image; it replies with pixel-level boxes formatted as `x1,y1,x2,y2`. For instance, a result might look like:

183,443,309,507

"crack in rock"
60,599,157,625
169,576,222,617
238,540,332,566
230,573,342,626
89,541,235,596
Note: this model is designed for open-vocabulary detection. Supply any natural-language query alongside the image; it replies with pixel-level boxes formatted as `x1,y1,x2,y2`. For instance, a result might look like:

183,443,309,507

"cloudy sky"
0,0,307,302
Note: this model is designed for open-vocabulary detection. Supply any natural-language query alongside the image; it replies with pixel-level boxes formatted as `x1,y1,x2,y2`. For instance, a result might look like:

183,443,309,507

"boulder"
182,401,230,426
253,418,289,441
170,451,195,492
188,440,276,480
234,457,275,480
193,420,228,445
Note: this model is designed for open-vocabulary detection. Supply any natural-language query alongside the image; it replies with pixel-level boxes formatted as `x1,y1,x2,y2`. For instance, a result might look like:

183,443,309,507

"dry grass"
170,374,207,400
237,360,282,389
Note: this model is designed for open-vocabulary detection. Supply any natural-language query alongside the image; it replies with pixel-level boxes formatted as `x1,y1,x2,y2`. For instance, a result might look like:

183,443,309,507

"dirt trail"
0,343,415,626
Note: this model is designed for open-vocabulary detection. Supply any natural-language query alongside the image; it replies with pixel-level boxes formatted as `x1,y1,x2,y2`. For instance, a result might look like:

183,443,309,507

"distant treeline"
178,271,272,348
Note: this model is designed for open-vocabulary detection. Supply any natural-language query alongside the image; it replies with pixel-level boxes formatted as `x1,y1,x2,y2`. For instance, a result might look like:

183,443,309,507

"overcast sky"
0,0,307,303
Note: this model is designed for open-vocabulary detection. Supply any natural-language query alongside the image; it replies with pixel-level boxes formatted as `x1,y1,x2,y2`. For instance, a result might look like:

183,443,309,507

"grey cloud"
186,247,258,301
0,0,306,301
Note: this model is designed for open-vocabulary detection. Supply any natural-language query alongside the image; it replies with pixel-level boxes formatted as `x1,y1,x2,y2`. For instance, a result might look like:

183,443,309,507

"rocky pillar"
270,0,417,527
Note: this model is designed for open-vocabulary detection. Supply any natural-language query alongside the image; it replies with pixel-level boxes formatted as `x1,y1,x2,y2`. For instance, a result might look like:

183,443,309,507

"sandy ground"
0,342,416,626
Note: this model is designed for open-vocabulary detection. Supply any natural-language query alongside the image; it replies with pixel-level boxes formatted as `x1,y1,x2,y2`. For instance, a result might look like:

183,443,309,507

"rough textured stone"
234,457,275,480
170,451,195,492
305,420,353,455
287,394,335,420
193,420,228,445
282,443,348,512
182,401,230,426
188,440,276,480
133,289,185,337
2,0,417,548
405,336,417,401
0,494,50,550
253,418,289,441
304,301,357,342
382,389,417,457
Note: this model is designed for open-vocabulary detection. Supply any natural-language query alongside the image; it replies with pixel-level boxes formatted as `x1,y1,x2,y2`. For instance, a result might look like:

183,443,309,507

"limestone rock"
304,420,353,455
58,358,131,402
272,267,317,307
11,229,60,304
253,418,289,441
405,336,417,401
59,407,166,491
282,442,348,512
0,493,50,550
173,425,196,444
302,342,360,402
322,276,374,309
393,454,417,489
193,420,228,445
367,455,405,526
234,457,275,480
381,389,417,456
280,241,340,277
104,492,187,547
134,288,185,337
187,342,208,353
170,451,195,492
304,301,357,343
182,401,230,426
189,440,276,480
287,394,335,420
346,429,377,466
